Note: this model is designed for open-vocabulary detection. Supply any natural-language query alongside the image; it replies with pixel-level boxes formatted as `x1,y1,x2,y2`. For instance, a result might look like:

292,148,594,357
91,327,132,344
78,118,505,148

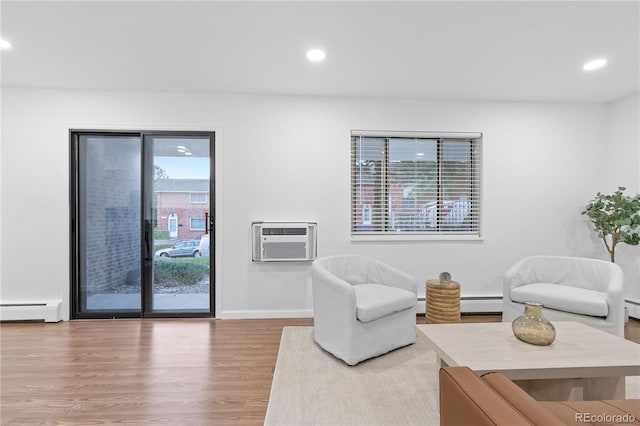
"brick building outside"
154,179,210,241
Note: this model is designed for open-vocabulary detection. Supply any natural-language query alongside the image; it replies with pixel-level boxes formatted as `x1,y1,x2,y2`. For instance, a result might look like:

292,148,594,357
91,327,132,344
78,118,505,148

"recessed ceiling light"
306,49,326,62
177,148,186,153
416,152,425,157
583,58,607,71
184,152,192,156
0,39,12,50
176,145,186,149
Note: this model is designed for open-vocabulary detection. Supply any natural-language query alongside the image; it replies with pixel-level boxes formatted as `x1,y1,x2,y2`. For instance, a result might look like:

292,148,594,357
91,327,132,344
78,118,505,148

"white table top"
417,321,640,380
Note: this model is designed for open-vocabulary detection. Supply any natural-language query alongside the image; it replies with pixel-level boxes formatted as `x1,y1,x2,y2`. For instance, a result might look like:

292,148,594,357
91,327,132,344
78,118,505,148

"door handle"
144,220,152,261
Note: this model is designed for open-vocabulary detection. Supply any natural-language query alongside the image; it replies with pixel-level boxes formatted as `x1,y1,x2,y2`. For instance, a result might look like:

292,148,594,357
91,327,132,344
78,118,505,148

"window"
190,218,206,231
362,204,372,226
190,192,207,203
351,131,482,238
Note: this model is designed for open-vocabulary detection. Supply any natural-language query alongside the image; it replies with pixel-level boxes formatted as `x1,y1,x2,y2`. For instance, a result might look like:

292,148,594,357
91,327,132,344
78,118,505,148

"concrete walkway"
87,293,209,311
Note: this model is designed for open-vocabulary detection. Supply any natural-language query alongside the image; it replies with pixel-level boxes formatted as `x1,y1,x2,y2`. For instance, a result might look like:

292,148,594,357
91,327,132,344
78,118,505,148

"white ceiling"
1,1,638,103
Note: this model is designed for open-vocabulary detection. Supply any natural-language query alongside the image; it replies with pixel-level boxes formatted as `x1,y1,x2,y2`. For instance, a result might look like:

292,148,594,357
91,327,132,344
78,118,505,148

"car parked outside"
198,234,210,257
155,239,200,258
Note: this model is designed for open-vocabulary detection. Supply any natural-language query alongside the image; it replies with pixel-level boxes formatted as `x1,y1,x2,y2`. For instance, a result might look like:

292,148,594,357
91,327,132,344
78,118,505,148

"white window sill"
351,233,484,242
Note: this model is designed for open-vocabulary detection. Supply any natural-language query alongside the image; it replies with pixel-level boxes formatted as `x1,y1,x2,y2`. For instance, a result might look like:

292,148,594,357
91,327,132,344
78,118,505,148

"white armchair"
502,256,625,336
312,255,417,365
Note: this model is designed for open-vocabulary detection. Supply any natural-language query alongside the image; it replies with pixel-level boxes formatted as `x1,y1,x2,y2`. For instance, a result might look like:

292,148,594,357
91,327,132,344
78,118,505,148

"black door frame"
70,130,215,319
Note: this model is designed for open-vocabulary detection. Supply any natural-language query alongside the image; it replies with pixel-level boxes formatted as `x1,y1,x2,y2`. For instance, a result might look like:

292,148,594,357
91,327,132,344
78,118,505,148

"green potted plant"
582,186,640,263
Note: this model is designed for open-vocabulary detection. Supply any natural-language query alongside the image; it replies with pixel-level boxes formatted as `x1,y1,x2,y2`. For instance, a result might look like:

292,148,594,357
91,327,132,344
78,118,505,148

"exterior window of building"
190,192,207,204
190,218,206,231
351,131,482,238
362,204,372,226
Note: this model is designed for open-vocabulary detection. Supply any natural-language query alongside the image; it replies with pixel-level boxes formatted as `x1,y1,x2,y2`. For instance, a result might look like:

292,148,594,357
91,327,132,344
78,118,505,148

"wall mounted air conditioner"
252,222,317,262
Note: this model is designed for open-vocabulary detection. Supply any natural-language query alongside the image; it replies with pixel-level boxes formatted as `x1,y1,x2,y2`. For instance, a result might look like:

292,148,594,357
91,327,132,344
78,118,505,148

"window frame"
189,218,206,231
190,192,207,204
350,130,483,241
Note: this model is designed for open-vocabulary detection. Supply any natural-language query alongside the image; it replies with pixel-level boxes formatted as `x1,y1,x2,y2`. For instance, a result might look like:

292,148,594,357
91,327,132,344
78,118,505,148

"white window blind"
351,131,482,236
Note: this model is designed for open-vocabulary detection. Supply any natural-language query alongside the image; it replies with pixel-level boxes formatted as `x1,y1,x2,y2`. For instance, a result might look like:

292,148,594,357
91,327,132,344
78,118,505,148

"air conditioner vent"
262,227,307,236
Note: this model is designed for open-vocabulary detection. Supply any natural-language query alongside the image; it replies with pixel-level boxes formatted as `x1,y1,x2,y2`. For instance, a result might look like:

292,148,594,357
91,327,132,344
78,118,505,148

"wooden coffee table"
417,321,640,401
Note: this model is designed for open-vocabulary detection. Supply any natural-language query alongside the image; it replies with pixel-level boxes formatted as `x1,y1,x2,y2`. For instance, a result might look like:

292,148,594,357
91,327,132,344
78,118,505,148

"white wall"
606,93,640,308
0,88,612,319
608,93,640,193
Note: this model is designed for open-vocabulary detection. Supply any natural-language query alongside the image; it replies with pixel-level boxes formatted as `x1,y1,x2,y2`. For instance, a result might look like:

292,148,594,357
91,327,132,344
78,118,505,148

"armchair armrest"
440,367,533,426
503,257,532,299
604,263,625,336
311,262,357,323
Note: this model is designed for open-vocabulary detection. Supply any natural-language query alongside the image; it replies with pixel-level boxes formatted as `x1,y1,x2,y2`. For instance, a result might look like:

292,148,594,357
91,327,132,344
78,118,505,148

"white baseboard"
0,301,63,322
218,309,313,320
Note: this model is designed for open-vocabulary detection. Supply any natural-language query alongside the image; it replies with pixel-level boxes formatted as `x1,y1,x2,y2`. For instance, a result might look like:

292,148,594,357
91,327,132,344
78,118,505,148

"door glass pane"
151,136,210,312
79,135,141,312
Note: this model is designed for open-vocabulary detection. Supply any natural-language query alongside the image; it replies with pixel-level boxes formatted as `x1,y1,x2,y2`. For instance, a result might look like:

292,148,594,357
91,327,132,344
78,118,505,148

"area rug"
264,327,439,426
265,326,640,426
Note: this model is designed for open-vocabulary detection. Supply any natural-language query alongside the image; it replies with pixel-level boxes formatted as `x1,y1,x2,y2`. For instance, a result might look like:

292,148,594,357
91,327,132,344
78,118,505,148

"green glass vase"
512,302,556,346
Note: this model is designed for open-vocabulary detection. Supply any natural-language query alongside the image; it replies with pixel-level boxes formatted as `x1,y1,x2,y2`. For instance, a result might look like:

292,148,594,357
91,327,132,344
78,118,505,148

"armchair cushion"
511,283,608,317
353,284,416,323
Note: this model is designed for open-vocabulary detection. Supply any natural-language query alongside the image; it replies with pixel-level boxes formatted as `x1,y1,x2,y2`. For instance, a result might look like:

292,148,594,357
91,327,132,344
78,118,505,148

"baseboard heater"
626,300,640,320
417,295,503,314
0,301,63,322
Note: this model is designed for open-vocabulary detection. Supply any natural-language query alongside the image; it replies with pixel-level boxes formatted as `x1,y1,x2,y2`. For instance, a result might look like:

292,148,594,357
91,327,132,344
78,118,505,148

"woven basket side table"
425,279,461,324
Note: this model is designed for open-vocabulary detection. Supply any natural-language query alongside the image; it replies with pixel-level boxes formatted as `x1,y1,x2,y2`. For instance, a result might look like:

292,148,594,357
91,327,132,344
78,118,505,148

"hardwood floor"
1,316,639,425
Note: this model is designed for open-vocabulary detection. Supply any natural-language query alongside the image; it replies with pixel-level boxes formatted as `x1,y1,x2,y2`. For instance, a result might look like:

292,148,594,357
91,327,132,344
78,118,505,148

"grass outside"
154,229,170,240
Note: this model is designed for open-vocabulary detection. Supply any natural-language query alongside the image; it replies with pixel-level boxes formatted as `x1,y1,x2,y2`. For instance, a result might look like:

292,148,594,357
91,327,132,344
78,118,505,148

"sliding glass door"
146,134,212,313
71,131,214,318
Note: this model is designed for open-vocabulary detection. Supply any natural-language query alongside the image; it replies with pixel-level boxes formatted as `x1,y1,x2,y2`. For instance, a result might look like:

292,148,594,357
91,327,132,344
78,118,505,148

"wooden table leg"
513,377,626,401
